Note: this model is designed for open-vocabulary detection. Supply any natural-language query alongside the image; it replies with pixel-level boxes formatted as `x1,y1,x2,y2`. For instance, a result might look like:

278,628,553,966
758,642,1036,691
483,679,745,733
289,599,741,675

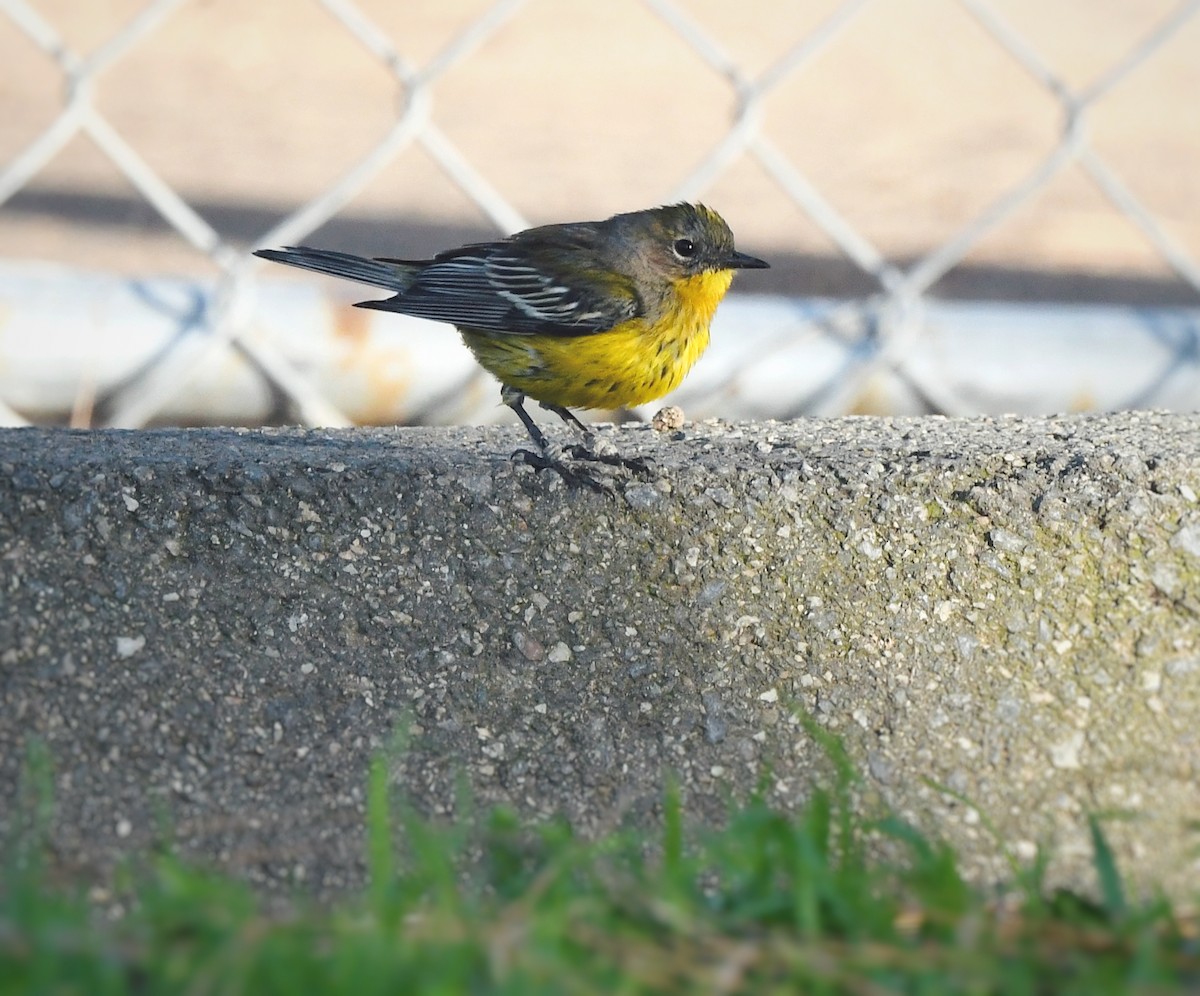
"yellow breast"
460,269,734,410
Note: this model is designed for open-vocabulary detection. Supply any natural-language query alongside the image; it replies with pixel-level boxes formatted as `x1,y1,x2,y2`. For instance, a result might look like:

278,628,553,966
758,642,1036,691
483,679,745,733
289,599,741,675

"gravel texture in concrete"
2,413,1199,900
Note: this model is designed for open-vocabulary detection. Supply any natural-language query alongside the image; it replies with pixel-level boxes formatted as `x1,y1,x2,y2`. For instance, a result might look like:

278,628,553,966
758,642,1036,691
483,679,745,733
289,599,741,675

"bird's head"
611,202,769,281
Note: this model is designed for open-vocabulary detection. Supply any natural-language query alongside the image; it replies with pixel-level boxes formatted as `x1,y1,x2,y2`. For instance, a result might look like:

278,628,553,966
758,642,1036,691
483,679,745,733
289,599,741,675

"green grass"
2,727,1196,995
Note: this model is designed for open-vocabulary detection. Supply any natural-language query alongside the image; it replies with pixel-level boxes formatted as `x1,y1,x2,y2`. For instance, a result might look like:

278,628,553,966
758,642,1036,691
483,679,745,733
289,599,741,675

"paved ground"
2,1,1198,301
3,412,1200,902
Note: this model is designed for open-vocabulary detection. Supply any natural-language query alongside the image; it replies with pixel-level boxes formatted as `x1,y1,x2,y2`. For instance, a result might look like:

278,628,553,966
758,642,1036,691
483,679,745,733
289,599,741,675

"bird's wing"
362,237,642,337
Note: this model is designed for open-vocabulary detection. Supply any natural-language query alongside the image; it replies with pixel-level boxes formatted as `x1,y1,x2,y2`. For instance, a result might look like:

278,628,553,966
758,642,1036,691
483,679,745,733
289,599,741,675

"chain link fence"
2,0,1199,428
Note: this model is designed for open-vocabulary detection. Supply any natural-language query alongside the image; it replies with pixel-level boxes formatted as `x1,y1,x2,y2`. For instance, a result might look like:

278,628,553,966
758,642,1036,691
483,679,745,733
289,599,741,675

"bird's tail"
253,246,417,292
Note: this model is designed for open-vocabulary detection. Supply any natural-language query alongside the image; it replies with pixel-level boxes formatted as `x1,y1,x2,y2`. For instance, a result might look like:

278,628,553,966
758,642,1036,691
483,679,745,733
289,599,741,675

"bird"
254,203,768,487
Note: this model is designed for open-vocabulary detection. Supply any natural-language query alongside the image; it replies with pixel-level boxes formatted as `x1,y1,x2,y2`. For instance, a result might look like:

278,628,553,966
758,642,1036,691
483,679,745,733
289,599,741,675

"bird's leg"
538,403,609,453
505,387,551,453
539,402,652,476
503,388,607,492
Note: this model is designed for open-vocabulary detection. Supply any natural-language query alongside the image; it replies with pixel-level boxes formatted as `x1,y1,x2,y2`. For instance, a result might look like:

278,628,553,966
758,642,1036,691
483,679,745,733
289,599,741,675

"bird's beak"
726,250,770,269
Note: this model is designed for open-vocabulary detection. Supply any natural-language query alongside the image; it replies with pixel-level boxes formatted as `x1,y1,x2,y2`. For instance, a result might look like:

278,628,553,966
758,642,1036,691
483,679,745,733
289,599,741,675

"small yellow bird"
255,203,767,484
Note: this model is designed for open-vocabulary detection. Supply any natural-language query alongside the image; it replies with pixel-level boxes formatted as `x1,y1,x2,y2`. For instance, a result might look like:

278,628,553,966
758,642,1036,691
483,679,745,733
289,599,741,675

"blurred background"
2,0,1198,428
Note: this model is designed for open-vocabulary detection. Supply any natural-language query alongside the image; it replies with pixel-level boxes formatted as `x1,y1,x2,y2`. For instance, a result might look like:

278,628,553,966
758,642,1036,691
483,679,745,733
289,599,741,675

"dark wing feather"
361,237,641,337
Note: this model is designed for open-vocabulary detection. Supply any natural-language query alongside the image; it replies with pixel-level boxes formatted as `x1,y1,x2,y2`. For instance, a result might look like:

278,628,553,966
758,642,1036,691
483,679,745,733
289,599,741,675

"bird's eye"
673,238,696,259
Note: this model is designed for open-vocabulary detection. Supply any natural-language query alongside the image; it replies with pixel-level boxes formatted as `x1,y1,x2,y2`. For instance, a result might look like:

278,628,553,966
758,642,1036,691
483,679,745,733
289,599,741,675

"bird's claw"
511,448,612,494
510,443,653,492
564,445,654,477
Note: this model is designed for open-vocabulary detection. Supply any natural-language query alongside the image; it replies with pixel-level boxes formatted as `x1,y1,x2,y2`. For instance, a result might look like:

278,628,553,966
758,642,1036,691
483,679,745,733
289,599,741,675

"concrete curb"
2,413,1199,900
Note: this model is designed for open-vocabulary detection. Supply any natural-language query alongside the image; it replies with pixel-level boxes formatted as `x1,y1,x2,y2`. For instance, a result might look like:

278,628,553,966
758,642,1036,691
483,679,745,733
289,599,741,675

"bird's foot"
563,444,654,478
511,447,612,494
563,427,654,477
510,435,653,492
